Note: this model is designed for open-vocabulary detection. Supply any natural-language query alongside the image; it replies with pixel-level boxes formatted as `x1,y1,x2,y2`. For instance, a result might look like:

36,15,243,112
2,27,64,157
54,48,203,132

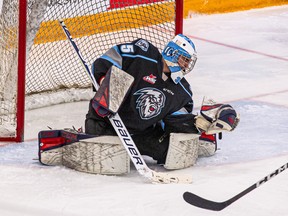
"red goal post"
0,0,183,142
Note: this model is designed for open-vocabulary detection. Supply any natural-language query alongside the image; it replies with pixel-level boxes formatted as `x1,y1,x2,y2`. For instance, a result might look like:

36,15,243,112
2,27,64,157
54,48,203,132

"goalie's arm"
163,113,198,134
92,43,127,85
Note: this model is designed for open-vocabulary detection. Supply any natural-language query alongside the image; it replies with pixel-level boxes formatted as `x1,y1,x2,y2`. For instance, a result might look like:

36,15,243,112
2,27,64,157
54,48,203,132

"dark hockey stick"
183,161,288,211
58,20,192,184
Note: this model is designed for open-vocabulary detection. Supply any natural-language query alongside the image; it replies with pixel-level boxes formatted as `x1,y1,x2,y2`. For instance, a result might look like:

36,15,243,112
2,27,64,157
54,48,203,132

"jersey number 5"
120,44,134,53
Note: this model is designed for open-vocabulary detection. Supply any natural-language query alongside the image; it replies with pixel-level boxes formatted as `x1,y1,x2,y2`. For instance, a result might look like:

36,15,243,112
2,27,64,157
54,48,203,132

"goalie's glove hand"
195,98,240,134
92,99,111,117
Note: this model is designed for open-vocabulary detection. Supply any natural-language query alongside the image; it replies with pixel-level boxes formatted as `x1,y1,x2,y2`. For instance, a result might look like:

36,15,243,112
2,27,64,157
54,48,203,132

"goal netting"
0,0,182,141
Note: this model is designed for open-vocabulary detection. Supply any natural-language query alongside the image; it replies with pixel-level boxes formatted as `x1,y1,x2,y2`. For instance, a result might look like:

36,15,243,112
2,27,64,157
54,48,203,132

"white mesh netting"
0,0,178,138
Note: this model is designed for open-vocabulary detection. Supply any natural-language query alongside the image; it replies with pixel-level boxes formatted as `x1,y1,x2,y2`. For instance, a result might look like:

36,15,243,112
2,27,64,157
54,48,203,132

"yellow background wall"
33,1,288,44
184,0,288,17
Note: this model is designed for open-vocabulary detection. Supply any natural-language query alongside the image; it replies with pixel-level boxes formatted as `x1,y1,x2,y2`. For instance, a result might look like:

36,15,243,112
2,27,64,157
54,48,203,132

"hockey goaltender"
38,34,239,176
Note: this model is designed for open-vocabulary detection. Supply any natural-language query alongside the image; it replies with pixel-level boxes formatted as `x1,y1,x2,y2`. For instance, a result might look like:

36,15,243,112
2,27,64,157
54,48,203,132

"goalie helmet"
162,34,197,84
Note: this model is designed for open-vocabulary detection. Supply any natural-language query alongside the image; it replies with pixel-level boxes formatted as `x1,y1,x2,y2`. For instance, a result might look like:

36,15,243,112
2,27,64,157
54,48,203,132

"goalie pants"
85,101,199,164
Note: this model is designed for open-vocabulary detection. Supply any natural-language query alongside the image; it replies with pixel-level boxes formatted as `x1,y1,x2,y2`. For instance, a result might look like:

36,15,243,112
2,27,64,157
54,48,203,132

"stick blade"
150,170,193,184
183,191,228,211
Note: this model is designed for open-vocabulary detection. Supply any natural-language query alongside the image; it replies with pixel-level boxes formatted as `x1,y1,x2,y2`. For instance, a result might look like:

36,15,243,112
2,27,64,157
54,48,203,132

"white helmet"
162,34,197,84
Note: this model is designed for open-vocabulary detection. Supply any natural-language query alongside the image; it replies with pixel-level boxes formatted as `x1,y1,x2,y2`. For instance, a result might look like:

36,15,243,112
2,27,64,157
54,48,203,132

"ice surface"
1,5,288,216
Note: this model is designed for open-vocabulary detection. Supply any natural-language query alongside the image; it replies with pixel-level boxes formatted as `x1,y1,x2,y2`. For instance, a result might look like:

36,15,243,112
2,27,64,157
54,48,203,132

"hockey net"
0,0,183,141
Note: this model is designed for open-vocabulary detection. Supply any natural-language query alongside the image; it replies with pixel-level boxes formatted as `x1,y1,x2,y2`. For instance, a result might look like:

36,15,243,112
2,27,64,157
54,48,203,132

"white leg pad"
198,139,216,157
164,133,199,170
40,147,63,166
62,136,130,175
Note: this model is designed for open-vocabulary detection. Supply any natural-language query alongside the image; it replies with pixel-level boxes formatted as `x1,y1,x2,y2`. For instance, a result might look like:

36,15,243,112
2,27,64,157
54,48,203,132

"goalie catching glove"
195,97,240,135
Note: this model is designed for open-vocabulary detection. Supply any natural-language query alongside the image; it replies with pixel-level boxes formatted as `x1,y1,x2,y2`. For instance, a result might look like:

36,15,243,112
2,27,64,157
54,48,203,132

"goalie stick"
58,20,192,184
183,161,288,211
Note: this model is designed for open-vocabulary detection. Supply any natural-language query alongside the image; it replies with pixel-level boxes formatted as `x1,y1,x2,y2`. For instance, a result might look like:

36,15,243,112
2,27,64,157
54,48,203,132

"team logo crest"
135,39,149,51
143,74,157,84
134,88,166,120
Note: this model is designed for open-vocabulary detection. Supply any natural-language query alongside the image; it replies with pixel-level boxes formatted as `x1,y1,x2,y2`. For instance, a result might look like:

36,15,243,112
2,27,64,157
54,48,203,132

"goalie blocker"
92,65,134,117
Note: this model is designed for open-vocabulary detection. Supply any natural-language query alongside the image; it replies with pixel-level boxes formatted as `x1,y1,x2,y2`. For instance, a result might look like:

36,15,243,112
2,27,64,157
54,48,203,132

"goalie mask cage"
0,0,183,142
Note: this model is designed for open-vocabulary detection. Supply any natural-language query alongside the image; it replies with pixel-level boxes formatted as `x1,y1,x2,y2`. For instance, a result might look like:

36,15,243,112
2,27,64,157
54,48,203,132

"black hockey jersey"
92,38,194,134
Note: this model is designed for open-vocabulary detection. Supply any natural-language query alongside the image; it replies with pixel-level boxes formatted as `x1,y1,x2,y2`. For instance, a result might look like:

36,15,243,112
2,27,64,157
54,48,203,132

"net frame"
0,0,27,142
0,0,183,142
